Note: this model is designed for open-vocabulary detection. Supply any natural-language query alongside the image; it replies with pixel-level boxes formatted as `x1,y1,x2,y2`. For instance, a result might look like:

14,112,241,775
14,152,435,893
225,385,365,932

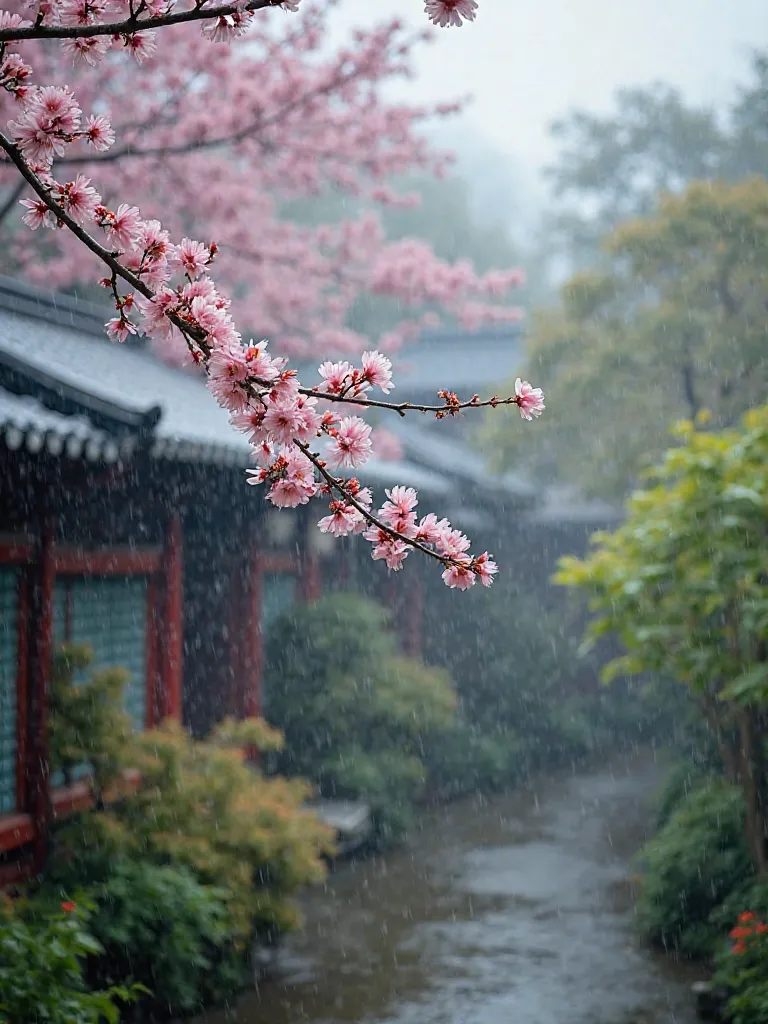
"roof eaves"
0,346,162,437
0,275,110,338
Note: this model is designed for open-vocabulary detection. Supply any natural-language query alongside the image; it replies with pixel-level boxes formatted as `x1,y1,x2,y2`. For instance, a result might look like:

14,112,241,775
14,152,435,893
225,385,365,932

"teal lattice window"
52,576,148,786
0,569,18,814
260,572,296,713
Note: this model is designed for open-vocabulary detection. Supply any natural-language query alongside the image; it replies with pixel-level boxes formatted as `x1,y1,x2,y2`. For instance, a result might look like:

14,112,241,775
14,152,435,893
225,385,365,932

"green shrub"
81,861,243,1019
265,594,457,840
714,906,768,1024
424,725,522,799
654,759,719,829
49,645,133,792
0,898,139,1024
46,648,333,951
635,780,753,957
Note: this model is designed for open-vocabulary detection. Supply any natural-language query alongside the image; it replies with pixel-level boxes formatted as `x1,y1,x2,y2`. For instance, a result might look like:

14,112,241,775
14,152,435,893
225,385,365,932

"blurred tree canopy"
282,171,528,339
555,408,768,873
544,50,768,268
483,178,768,498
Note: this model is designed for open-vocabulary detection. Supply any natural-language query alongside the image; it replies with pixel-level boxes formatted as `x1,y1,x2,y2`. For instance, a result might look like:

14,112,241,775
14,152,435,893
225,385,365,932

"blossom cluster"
0,0,549,593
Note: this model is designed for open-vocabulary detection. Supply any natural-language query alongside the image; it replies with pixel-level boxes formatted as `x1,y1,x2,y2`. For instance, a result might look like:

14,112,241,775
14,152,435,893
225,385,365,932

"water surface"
200,750,701,1024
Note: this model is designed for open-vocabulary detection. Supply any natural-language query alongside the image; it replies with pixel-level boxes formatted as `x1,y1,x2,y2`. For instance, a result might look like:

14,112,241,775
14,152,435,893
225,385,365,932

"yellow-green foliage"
48,647,334,945
49,645,132,792
555,406,768,702
119,720,333,939
484,179,768,498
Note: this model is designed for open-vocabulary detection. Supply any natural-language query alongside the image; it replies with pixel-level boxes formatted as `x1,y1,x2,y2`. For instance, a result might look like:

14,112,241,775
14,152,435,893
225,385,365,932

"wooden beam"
0,813,35,854
0,538,33,565
258,553,297,574
53,546,162,576
160,515,183,720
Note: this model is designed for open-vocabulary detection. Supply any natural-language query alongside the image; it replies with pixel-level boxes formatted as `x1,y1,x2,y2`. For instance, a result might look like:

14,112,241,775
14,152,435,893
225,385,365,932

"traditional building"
0,276,618,881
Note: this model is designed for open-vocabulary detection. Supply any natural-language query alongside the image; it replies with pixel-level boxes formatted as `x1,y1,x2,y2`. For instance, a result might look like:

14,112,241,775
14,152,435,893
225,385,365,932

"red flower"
61,901,76,913
738,911,756,923
730,925,754,939
733,942,747,955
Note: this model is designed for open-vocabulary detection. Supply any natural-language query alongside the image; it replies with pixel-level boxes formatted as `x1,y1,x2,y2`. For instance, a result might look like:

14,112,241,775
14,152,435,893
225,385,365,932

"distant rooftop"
391,325,523,400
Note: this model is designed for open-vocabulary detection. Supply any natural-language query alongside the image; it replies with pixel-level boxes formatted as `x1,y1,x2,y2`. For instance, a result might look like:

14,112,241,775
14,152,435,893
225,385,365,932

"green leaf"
721,664,768,702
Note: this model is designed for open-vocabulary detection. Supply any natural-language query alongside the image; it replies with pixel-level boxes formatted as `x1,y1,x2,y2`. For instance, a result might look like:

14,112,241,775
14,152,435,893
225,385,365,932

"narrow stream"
200,750,703,1024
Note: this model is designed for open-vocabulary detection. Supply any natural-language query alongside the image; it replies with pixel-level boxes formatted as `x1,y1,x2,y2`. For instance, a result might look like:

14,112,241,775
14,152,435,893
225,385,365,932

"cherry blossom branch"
294,439,456,567
52,54,382,167
302,388,530,418
0,0,276,41
0,130,152,299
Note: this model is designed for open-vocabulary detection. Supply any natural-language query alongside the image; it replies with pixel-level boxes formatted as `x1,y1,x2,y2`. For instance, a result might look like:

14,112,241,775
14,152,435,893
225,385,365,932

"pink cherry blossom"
98,202,141,249
442,562,476,590
263,394,311,445
473,551,498,587
317,360,352,395
514,377,546,421
61,35,113,66
20,196,56,229
83,114,115,150
436,526,471,560
360,350,394,393
121,31,157,64
230,403,266,444
105,316,138,343
318,500,364,537
0,10,31,29
325,416,373,469
200,11,253,42
363,526,410,571
424,0,478,28
171,237,210,278
55,174,100,223
207,345,249,411
245,342,286,384
378,485,418,538
415,513,450,546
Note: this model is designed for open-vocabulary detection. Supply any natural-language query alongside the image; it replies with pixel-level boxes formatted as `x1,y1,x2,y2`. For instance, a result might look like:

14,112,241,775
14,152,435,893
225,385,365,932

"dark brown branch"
0,0,275,41
0,133,503,577
295,439,459,570
301,388,522,418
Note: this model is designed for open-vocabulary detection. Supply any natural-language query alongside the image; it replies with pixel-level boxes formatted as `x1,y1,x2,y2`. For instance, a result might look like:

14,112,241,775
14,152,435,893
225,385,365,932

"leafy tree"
544,50,768,268
485,179,768,498
556,407,768,873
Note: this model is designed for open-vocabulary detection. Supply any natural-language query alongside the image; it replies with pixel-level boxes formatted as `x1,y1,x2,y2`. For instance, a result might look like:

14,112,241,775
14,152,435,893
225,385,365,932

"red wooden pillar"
31,522,54,868
161,514,183,720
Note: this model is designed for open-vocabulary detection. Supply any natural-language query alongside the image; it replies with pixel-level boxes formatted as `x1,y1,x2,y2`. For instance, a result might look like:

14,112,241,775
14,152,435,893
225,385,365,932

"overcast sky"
330,0,768,198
